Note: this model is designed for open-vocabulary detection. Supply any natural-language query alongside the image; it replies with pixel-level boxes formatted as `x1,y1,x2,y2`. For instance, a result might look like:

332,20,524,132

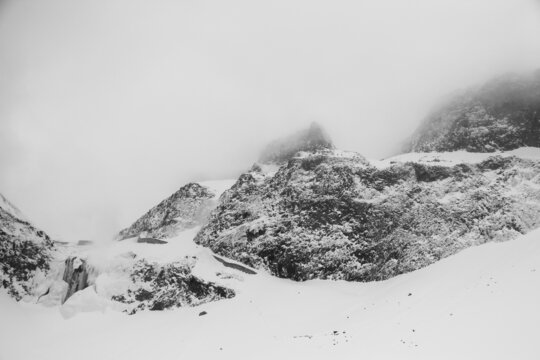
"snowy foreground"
2,224,540,359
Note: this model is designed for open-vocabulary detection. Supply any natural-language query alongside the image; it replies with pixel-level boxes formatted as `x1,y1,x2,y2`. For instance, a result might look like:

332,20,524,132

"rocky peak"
117,182,217,240
259,122,335,164
406,70,540,153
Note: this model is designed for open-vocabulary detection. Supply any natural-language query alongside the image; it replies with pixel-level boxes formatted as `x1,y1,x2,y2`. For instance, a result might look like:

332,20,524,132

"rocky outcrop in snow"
195,149,540,281
406,70,540,153
117,183,217,240
0,193,54,300
111,258,235,314
62,256,93,303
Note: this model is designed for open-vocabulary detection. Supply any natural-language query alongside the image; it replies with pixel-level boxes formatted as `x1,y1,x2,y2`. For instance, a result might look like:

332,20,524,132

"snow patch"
373,147,540,168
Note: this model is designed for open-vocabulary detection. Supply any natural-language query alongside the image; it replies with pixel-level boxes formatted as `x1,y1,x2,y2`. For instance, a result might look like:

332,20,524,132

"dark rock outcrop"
62,256,92,303
259,122,335,164
195,150,540,281
0,194,54,300
117,183,217,240
137,237,168,244
406,70,540,153
212,255,257,275
111,259,235,314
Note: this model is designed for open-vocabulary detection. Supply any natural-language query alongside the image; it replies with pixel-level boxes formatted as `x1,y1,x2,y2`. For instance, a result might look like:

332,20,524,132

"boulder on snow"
77,240,93,246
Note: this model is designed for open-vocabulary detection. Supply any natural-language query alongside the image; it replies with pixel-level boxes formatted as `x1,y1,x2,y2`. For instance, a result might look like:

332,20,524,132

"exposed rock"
62,256,93,303
0,193,54,300
111,259,235,314
195,150,540,281
259,122,335,164
117,183,217,240
212,255,257,275
77,240,93,246
406,70,540,153
137,237,168,244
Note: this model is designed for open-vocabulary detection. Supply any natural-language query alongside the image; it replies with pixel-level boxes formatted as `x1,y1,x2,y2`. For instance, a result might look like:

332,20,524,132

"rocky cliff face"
62,256,95,303
406,71,540,153
117,183,217,240
195,149,540,281
0,194,54,300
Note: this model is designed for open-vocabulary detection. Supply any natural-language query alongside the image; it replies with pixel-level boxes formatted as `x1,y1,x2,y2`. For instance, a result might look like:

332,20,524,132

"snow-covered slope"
376,146,540,167
0,193,54,300
2,224,540,360
117,180,235,240
30,180,240,312
0,193,28,222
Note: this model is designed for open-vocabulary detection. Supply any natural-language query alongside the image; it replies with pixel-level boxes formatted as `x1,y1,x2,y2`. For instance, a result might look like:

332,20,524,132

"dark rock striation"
406,71,540,153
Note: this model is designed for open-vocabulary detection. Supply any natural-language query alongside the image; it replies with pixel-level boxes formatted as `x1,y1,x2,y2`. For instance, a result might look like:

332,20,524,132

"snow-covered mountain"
5,122,540,314
3,70,540,359
196,144,540,281
406,70,540,153
117,181,235,241
0,193,54,300
29,181,241,314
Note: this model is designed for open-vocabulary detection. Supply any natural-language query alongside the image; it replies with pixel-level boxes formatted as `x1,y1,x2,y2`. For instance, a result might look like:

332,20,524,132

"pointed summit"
116,182,217,241
259,122,335,164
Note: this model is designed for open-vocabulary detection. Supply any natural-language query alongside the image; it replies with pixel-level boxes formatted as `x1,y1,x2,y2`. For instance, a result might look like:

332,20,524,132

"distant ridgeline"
406,70,540,152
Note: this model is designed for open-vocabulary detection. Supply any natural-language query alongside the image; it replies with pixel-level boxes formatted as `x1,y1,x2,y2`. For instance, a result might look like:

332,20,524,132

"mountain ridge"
0,193,54,300
406,70,540,153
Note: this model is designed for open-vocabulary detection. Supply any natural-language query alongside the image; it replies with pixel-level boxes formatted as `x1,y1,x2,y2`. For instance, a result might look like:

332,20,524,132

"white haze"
0,0,539,241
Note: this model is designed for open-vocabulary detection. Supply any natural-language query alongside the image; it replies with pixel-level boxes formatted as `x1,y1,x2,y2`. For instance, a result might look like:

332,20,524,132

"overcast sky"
1,0,540,241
